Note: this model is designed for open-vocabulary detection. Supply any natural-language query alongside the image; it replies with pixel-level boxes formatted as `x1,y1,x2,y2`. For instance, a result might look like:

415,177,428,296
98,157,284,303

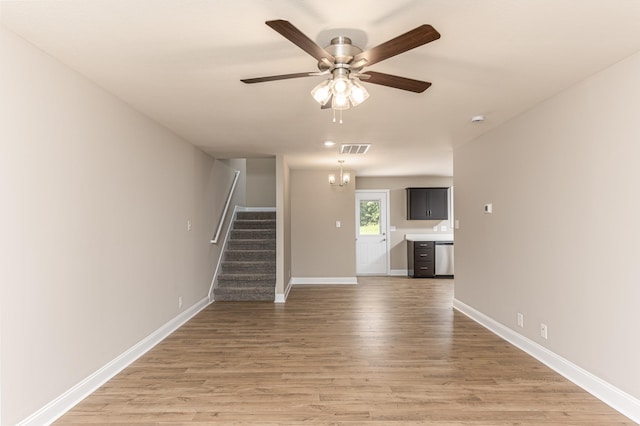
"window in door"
359,200,381,235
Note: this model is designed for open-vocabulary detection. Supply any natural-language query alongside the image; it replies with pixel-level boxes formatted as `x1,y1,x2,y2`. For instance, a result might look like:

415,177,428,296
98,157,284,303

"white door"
355,191,389,275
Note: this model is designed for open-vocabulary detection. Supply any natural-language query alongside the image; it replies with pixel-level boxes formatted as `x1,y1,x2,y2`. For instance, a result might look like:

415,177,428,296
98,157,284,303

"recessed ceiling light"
323,140,336,147
471,115,485,123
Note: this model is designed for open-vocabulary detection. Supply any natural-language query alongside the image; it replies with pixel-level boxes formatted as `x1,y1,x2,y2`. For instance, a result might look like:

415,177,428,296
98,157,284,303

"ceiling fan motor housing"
318,36,363,72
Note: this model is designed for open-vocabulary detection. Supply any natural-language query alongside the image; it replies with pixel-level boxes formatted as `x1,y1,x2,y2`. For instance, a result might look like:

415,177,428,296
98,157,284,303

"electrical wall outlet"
517,312,524,328
178,296,183,309
187,220,192,231
540,323,548,339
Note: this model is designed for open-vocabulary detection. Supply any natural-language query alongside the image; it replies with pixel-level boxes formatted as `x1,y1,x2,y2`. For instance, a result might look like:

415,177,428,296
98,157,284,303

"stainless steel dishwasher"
435,241,454,277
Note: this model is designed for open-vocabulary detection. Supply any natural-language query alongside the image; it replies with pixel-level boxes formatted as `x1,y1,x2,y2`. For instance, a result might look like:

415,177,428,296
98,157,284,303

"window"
359,200,381,235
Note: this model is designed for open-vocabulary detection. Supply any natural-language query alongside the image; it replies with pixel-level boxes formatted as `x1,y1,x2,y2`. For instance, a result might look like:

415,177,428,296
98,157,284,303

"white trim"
291,277,358,285
389,269,409,276
275,278,293,303
453,299,640,424
17,297,210,426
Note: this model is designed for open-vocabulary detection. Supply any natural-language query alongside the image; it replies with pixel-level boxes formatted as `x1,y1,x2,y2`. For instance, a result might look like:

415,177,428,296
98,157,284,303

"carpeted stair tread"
233,219,276,229
213,288,275,302
230,229,276,239
227,240,275,251
217,273,276,282
221,261,276,274
224,250,275,261
236,211,276,220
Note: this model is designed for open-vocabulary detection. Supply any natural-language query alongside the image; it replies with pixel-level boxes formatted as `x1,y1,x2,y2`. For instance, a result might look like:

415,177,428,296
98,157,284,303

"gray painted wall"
246,158,276,207
454,50,640,399
290,169,356,278
0,28,231,424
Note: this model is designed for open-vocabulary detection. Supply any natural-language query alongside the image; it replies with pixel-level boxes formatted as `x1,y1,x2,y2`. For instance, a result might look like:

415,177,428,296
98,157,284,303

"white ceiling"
3,0,640,176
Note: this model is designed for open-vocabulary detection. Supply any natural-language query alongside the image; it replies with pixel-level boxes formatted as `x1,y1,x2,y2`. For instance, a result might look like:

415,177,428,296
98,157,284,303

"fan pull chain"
331,109,344,125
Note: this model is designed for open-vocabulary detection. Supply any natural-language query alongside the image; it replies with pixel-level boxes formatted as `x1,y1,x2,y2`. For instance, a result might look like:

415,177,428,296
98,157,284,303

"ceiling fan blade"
266,20,335,63
362,71,431,93
353,24,440,67
241,72,315,84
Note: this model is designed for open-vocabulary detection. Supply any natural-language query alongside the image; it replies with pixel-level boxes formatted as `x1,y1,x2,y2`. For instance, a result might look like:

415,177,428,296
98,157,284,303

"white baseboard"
291,277,358,285
274,278,293,303
389,269,408,276
453,299,640,424
18,297,211,426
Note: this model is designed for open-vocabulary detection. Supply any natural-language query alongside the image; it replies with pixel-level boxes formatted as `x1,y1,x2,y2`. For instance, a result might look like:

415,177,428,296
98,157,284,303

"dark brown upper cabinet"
406,187,449,220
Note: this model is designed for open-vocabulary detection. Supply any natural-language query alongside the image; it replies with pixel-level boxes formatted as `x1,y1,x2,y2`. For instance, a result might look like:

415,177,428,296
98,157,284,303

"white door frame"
355,189,391,275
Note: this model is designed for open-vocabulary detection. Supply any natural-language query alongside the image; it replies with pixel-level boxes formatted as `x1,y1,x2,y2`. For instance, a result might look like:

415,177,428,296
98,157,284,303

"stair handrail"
211,170,240,244
209,204,241,301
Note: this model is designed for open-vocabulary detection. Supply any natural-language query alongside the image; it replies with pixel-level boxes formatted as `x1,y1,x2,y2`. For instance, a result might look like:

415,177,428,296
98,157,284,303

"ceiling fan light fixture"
332,76,350,96
348,78,369,106
332,94,350,110
311,79,332,105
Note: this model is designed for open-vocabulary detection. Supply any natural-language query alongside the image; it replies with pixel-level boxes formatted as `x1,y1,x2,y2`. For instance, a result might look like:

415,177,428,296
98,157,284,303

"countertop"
405,234,454,242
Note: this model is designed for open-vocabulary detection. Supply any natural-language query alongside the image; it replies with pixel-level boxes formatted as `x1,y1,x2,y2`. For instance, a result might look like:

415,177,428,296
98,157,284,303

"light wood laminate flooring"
56,277,633,425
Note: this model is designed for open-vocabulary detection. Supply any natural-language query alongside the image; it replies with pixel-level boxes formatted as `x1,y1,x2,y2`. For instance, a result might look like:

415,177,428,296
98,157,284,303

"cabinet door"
407,188,429,220
427,188,448,220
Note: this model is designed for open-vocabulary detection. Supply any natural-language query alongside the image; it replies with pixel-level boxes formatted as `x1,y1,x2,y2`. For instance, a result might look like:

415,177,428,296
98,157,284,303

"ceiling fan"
241,20,440,113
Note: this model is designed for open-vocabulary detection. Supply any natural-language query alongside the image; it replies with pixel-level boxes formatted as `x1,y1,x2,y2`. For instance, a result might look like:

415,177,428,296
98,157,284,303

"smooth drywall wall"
246,158,276,207
356,176,453,271
291,170,356,278
0,27,228,424
275,156,291,296
226,158,247,207
454,50,640,399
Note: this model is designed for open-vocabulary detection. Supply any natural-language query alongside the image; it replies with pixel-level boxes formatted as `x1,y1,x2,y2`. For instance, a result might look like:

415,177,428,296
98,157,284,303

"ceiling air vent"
340,144,371,155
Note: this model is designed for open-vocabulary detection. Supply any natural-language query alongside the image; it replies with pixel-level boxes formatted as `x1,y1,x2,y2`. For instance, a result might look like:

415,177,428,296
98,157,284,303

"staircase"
214,211,276,301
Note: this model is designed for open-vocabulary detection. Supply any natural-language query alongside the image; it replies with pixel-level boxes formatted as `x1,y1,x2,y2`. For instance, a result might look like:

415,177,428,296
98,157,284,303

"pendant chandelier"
328,160,351,187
